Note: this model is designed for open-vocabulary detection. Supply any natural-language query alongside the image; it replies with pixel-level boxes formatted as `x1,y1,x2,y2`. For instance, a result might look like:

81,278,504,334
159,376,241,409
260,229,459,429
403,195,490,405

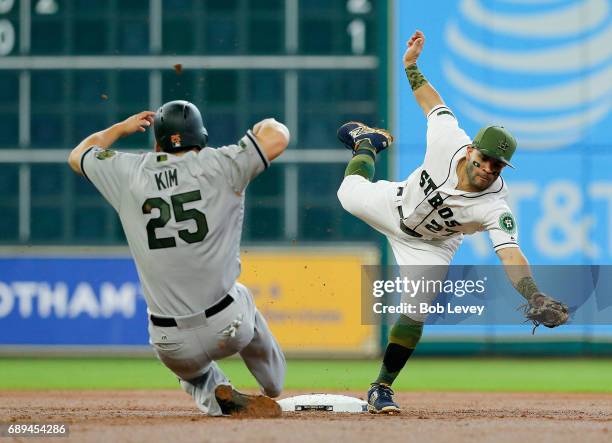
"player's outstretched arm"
403,30,445,116
496,247,538,301
497,247,569,332
68,111,155,175
251,118,290,162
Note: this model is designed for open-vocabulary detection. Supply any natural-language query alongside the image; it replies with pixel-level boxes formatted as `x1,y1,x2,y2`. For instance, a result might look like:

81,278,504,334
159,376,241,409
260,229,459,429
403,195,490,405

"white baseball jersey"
80,130,269,316
397,105,519,252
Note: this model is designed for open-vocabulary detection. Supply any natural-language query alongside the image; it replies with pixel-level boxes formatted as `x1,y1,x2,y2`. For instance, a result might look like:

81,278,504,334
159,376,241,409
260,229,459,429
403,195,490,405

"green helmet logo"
472,125,517,168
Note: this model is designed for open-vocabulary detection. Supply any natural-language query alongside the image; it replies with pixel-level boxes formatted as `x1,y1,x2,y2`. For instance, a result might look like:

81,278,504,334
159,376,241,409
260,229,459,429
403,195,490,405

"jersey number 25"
142,190,209,250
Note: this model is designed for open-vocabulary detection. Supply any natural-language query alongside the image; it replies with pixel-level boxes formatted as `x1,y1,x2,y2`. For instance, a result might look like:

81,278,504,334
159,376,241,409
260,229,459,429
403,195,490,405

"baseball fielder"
68,100,290,417
337,31,568,414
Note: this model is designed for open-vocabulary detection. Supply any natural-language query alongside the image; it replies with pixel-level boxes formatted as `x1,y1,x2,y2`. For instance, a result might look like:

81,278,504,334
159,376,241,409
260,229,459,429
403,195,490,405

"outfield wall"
0,246,378,357
1,247,611,357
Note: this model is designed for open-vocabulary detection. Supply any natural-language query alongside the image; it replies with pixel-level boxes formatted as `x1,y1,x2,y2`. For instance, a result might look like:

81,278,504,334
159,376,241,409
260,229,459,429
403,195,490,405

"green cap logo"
472,126,517,168
498,139,510,152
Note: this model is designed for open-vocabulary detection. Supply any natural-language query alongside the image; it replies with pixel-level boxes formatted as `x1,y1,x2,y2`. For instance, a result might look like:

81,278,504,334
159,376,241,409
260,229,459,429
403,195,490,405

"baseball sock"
344,139,376,181
375,315,423,386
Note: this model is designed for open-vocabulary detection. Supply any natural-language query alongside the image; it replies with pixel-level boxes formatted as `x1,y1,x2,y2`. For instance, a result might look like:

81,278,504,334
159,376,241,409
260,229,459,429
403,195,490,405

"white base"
277,394,368,413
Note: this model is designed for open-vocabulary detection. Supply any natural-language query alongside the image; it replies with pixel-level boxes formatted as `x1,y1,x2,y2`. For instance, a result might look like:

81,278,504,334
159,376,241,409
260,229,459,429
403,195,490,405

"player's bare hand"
117,111,156,137
403,30,425,67
252,118,277,135
252,118,290,142
250,118,290,161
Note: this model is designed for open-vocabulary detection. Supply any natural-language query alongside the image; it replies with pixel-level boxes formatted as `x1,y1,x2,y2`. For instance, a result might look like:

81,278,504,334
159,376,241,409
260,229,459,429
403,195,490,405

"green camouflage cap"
472,125,517,168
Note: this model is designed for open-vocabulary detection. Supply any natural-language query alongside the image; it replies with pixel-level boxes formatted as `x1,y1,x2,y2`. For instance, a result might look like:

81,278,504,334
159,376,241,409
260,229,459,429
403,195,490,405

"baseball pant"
148,282,286,415
338,174,461,322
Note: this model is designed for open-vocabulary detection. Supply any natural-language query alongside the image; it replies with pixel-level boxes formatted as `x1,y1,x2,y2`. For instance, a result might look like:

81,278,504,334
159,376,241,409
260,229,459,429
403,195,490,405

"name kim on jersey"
155,168,178,191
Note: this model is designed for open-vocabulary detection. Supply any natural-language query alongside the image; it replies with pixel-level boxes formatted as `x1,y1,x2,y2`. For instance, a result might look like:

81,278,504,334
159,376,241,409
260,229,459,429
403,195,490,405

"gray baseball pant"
147,282,286,415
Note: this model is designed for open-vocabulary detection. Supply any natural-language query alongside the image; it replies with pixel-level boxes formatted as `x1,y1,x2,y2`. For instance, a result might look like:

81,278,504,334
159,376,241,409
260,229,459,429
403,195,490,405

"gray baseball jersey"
80,130,269,316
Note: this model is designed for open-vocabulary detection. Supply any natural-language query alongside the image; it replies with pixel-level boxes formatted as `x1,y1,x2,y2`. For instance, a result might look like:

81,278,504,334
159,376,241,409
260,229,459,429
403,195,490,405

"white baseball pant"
338,174,462,322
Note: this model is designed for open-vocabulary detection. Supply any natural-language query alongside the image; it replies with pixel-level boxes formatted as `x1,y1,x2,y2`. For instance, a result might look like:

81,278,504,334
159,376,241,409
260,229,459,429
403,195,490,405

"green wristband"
405,64,428,91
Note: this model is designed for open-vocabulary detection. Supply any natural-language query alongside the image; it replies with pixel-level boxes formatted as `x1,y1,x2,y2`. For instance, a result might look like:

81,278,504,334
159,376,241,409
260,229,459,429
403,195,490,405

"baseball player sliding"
337,30,569,414
68,100,289,417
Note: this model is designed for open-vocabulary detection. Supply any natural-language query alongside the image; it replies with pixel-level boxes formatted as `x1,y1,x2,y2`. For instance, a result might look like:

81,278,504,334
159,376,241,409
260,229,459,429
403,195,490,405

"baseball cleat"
367,383,401,414
337,121,394,153
214,384,282,418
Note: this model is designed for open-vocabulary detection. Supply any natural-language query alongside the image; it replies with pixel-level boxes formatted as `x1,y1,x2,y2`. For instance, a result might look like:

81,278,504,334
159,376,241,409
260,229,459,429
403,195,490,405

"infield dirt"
2,390,610,443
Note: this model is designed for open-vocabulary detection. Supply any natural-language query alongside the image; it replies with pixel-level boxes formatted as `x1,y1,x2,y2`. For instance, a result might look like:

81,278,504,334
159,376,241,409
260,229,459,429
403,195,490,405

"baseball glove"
337,121,394,153
520,292,569,334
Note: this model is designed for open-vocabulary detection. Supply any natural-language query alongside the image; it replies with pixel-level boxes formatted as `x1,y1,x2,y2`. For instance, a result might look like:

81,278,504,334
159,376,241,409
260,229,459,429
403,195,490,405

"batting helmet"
472,125,517,168
154,100,208,153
